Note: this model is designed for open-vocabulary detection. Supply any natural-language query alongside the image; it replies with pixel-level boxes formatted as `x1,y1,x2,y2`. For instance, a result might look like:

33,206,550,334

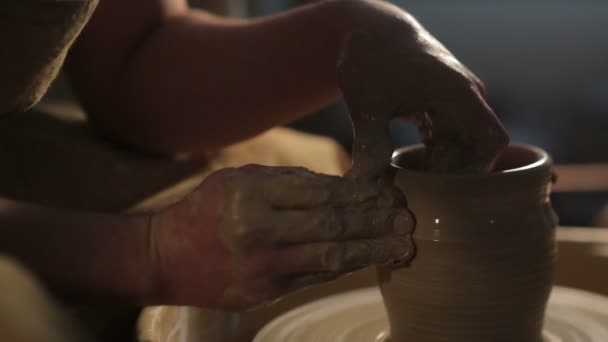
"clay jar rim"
390,143,555,241
391,143,552,179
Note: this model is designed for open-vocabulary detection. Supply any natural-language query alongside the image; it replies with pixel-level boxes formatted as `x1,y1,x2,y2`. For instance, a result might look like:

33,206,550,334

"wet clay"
215,166,414,253
337,24,509,179
380,144,557,342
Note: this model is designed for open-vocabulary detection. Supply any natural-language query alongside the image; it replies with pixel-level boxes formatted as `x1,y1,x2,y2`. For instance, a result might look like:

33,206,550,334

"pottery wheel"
255,286,608,342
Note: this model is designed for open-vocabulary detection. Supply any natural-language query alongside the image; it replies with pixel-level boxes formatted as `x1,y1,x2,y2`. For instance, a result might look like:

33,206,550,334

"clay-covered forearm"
0,197,158,305
66,0,366,155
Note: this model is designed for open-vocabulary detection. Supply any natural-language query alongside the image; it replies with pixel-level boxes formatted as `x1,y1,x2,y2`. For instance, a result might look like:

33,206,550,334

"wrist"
137,211,169,305
91,212,166,305
0,198,167,305
143,187,229,307
89,212,165,305
144,205,198,306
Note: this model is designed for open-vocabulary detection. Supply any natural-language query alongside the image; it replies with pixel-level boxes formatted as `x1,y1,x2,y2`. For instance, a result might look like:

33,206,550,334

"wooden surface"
553,164,608,192
554,228,608,296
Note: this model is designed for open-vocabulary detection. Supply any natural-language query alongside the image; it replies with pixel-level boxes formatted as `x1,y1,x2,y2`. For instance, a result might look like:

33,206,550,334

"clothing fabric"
0,0,98,114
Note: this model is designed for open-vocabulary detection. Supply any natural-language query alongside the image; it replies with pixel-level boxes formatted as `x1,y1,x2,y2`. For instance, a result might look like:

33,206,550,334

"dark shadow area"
0,105,206,212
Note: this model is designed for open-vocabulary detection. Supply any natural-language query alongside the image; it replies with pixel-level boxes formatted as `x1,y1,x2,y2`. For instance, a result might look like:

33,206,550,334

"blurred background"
46,0,607,226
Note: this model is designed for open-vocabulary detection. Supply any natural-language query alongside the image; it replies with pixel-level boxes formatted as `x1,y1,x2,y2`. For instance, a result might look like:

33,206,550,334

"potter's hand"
337,1,509,179
151,165,414,310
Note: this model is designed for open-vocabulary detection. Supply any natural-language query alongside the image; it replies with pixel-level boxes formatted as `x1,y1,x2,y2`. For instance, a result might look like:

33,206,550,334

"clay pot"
379,144,557,342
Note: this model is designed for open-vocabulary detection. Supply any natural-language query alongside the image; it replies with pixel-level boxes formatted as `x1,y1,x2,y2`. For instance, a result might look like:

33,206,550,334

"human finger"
255,207,413,246
274,235,415,275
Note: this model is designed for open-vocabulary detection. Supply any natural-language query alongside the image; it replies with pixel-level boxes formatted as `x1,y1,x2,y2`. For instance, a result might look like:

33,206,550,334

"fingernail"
393,211,415,235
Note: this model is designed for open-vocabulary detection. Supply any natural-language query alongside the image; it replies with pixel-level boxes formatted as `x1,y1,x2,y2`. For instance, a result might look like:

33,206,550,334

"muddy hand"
337,1,509,179
151,165,414,310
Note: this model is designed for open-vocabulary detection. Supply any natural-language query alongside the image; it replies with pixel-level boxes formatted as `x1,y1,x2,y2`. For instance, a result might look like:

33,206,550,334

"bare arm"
67,0,507,173
66,0,348,154
0,168,412,309
0,198,157,304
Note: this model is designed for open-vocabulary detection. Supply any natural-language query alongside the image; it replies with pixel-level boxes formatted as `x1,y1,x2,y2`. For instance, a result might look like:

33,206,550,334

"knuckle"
475,77,487,93
390,236,417,267
319,210,344,239
231,223,254,243
335,181,381,204
377,185,407,208
322,243,345,272
367,241,389,263
447,68,479,94
224,222,258,252
341,209,383,239
369,209,392,235
222,207,267,252
239,164,267,173
223,197,267,241
392,209,416,235
358,208,399,237
342,241,373,268
462,67,485,91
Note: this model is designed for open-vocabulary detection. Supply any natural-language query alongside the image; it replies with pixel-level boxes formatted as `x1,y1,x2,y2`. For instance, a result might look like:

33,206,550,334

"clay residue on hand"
213,165,415,297
216,166,413,254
